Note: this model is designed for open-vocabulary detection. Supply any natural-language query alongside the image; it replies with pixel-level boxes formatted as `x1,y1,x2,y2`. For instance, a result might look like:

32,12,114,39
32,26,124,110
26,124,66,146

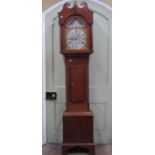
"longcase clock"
59,2,95,155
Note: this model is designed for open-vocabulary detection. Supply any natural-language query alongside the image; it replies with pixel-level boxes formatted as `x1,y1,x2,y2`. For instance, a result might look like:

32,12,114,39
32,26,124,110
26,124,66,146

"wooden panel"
65,57,89,112
70,66,84,103
63,112,94,143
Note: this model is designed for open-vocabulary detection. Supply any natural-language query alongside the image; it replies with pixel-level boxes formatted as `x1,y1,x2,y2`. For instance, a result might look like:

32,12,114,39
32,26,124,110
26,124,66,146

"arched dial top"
65,17,87,50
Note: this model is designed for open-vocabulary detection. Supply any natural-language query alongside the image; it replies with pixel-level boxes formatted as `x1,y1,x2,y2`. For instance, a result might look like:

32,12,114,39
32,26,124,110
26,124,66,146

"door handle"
46,92,57,100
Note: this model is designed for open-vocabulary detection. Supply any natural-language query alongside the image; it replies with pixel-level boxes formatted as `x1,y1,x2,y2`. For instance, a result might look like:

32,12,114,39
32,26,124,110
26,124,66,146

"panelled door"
43,0,112,144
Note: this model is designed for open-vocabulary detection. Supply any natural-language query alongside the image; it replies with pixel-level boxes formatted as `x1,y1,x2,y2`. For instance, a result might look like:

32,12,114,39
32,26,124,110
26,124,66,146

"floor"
42,144,112,155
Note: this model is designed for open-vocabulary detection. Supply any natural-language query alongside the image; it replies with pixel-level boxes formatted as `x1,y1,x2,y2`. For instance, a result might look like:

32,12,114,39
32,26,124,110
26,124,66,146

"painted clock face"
65,18,87,50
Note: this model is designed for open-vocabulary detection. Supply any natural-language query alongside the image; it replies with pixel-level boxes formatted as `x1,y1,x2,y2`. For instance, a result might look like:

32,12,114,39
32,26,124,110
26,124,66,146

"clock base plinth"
62,143,95,155
63,111,95,155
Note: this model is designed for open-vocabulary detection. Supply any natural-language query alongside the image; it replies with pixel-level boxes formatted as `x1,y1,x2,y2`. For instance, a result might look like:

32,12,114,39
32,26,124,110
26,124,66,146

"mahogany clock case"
59,2,95,155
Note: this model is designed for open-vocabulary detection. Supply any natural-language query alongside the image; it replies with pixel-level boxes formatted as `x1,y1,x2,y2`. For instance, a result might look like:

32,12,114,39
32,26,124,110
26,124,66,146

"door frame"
42,0,112,144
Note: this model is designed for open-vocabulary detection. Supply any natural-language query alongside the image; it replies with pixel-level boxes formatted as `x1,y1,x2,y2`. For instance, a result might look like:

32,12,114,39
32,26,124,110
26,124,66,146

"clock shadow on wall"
43,0,112,154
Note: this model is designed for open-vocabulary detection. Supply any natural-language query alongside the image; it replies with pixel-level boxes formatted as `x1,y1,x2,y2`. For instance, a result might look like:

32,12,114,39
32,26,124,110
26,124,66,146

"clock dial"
66,28,87,49
65,18,87,50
